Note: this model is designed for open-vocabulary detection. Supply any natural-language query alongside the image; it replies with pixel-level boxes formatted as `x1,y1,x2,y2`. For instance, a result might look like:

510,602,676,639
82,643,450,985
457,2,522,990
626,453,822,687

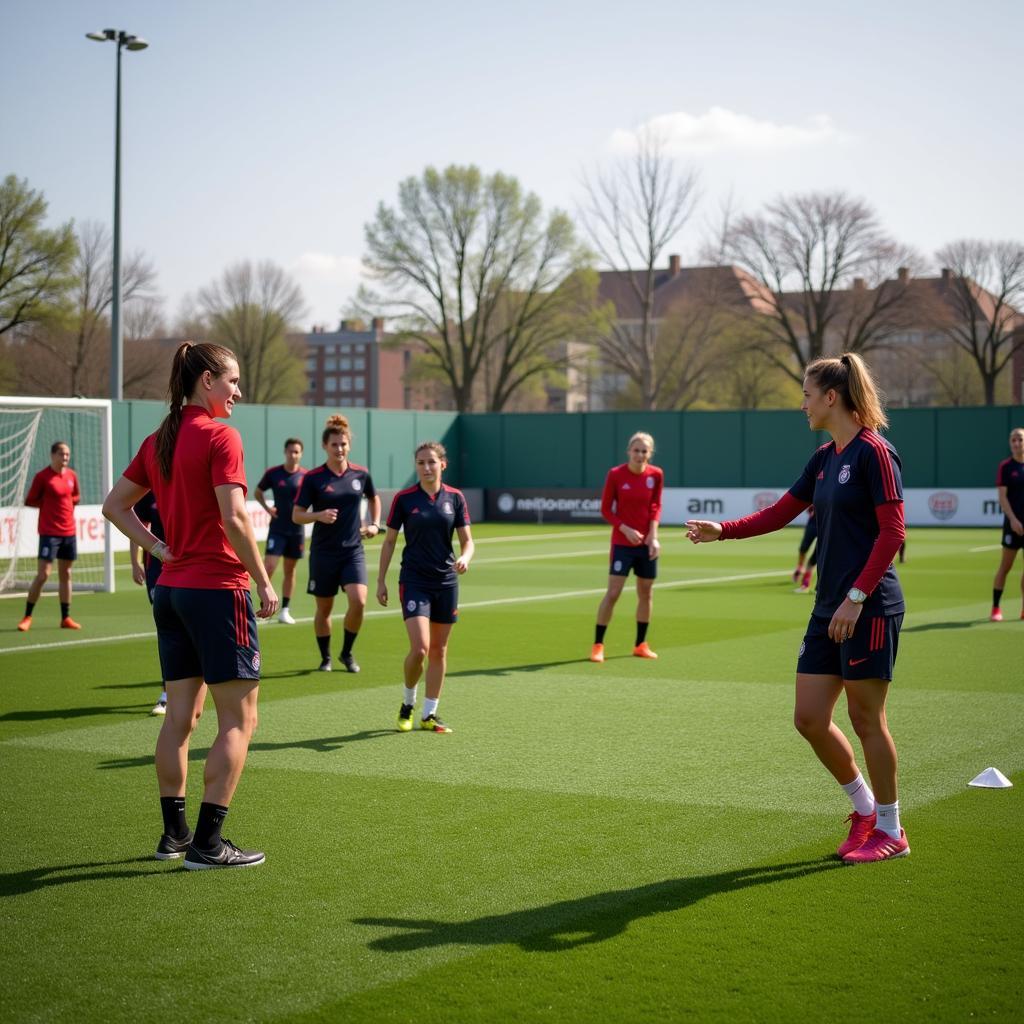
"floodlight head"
86,30,114,42
124,36,149,51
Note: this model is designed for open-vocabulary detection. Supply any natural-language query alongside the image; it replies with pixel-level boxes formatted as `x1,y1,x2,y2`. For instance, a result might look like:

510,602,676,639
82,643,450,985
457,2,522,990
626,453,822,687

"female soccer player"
687,353,909,864
590,432,663,662
293,415,380,673
376,441,473,733
990,426,1024,621
255,438,307,624
103,341,278,870
18,441,81,632
129,490,169,716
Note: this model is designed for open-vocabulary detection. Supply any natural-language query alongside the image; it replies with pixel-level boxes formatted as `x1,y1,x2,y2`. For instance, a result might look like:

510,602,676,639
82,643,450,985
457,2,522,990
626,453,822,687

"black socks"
159,796,189,840
194,802,229,849
636,621,649,646
341,629,357,656
316,634,330,659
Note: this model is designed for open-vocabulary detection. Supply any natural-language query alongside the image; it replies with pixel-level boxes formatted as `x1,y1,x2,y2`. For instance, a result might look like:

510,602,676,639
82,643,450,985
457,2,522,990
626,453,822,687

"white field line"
477,548,606,565
472,528,607,544
968,545,1003,553
0,569,790,656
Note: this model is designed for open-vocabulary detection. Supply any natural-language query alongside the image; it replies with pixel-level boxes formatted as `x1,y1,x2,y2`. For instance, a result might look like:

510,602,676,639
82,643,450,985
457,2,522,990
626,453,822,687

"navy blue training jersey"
387,483,470,588
295,462,376,555
789,428,904,617
997,457,1024,519
257,464,306,537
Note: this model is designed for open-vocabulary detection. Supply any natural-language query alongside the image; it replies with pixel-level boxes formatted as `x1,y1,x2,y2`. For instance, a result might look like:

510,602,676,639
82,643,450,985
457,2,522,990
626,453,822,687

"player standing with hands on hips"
590,432,663,662
687,354,909,864
103,341,277,870
989,426,1024,621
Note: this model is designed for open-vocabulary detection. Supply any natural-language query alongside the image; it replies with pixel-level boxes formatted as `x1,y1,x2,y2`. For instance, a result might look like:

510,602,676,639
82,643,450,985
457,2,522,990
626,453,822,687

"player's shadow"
0,857,161,897
93,680,164,691
448,657,593,678
355,857,839,953
0,704,147,722
903,620,981,634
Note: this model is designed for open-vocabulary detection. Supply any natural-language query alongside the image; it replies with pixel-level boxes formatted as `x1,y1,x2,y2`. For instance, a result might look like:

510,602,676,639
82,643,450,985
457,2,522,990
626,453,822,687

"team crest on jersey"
352,480,362,492
646,476,655,489
442,502,453,514
838,465,851,484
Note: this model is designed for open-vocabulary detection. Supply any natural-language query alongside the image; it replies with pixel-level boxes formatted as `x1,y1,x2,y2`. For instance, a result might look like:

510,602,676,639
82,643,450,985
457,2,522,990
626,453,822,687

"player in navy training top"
377,441,473,734
130,491,169,716
989,426,1024,621
255,438,307,625
792,506,818,593
687,353,910,865
293,415,381,673
590,431,663,664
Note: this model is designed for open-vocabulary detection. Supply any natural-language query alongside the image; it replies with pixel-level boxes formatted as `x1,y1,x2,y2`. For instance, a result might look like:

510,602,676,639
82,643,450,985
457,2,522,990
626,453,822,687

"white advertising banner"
660,488,1003,528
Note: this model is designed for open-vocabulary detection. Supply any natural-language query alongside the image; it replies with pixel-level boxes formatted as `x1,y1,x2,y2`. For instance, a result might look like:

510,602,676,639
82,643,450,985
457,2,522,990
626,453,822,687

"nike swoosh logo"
848,657,868,666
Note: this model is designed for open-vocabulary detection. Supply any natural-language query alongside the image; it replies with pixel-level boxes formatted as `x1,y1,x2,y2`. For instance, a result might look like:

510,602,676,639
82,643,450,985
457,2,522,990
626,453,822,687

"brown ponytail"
322,414,351,444
154,341,236,479
805,352,888,432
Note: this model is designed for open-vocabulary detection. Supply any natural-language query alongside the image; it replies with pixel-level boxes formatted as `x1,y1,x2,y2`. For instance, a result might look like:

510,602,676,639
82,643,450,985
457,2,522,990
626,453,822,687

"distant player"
590,432,663,663
18,441,81,632
103,341,277,870
990,426,1024,621
377,441,473,733
792,506,818,593
130,491,168,715
687,353,909,864
255,438,307,624
293,415,380,673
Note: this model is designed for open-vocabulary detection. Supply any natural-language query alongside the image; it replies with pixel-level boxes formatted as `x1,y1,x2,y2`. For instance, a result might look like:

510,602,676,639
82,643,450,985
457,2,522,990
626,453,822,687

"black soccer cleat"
183,837,266,870
318,656,333,672
155,831,194,860
340,652,360,673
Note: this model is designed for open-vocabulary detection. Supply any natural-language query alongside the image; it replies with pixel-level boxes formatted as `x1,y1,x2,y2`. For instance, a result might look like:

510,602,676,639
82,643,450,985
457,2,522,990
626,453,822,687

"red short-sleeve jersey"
25,466,80,536
123,406,249,589
600,463,663,546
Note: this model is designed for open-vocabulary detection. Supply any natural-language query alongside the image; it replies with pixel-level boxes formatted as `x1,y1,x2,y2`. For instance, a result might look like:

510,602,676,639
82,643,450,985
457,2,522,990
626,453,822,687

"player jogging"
687,353,909,865
990,426,1024,621
293,415,380,673
377,441,473,734
103,341,278,870
255,438,307,624
129,491,169,715
18,441,81,632
590,431,663,662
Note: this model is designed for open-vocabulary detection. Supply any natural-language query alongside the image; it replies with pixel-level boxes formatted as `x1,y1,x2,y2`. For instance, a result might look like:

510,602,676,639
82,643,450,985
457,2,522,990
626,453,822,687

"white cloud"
609,107,851,156
288,252,364,328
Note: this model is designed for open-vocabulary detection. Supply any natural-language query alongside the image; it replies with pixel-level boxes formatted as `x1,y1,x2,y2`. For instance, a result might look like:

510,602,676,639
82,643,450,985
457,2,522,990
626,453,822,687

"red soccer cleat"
836,810,876,858
589,642,605,663
990,608,1003,622
633,642,658,659
17,616,32,632
60,617,82,630
842,827,910,864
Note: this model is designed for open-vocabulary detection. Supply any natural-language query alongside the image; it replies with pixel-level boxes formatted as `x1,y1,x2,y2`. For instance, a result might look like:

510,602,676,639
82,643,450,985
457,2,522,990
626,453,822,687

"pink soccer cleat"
842,828,910,864
990,608,1003,622
836,810,877,859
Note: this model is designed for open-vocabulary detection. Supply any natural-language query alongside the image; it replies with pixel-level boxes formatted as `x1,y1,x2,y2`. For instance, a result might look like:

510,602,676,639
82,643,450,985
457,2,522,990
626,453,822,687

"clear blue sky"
3,0,1021,329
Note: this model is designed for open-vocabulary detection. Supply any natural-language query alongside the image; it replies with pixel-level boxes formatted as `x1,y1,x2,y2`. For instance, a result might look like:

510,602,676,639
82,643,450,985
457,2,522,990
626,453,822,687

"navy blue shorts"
399,582,459,624
1001,520,1024,550
307,546,367,597
609,544,658,580
38,535,76,562
152,586,260,684
266,530,305,560
796,612,903,682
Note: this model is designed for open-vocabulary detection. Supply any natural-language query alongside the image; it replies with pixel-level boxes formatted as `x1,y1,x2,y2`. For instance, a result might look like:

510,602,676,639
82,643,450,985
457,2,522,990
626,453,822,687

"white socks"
876,801,902,838
422,697,439,719
403,686,417,706
840,773,876,816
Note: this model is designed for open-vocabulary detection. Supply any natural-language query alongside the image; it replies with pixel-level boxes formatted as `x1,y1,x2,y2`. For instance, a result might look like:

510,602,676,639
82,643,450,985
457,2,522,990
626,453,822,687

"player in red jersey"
103,342,278,870
18,441,82,631
590,432,663,663
990,426,1024,621
377,441,473,733
687,354,910,864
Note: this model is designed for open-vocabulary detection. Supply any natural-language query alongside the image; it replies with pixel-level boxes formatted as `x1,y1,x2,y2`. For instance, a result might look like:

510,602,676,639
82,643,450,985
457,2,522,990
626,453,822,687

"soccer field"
1,525,1021,1023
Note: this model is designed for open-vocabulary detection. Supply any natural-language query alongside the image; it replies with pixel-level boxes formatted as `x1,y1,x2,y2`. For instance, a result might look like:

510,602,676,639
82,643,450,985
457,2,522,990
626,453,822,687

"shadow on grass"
96,729,396,770
0,705,148,722
355,857,839,953
93,680,164,691
448,657,593,678
903,620,983,634
1,857,163,897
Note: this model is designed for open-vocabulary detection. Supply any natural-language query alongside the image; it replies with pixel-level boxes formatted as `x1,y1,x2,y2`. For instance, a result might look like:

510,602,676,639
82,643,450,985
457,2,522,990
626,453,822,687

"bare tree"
197,260,308,404
723,191,926,381
931,240,1024,405
0,174,77,338
579,133,700,409
362,164,592,412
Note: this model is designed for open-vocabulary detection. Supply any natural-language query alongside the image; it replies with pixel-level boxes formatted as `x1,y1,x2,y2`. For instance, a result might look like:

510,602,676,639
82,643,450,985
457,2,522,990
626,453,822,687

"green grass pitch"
1,525,1021,1023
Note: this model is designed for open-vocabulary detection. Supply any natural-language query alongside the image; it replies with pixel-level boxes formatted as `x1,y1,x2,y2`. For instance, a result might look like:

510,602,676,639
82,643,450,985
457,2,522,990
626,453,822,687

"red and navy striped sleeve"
860,430,902,505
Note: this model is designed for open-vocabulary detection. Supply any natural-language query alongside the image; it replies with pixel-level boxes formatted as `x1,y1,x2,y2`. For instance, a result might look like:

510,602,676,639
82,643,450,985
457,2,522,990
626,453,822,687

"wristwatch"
847,588,867,604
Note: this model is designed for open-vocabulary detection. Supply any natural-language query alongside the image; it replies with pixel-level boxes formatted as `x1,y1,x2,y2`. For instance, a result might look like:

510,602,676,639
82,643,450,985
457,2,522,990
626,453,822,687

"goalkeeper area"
0,397,114,594
0,524,1020,1023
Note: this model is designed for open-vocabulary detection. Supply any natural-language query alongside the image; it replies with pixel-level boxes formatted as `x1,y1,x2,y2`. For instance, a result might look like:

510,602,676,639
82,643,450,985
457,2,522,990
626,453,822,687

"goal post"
0,396,115,594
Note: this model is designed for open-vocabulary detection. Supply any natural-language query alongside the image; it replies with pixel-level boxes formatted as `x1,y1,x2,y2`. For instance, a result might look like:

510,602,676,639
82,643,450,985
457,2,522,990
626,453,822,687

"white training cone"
968,767,1013,789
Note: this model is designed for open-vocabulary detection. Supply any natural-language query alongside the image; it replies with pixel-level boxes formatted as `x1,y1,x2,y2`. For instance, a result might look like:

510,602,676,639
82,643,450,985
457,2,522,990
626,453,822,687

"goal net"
0,397,114,593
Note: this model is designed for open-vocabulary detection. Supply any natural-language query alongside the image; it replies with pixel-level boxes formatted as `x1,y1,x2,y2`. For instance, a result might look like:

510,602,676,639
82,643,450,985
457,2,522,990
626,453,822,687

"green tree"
362,165,592,412
197,261,307,404
0,174,77,338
